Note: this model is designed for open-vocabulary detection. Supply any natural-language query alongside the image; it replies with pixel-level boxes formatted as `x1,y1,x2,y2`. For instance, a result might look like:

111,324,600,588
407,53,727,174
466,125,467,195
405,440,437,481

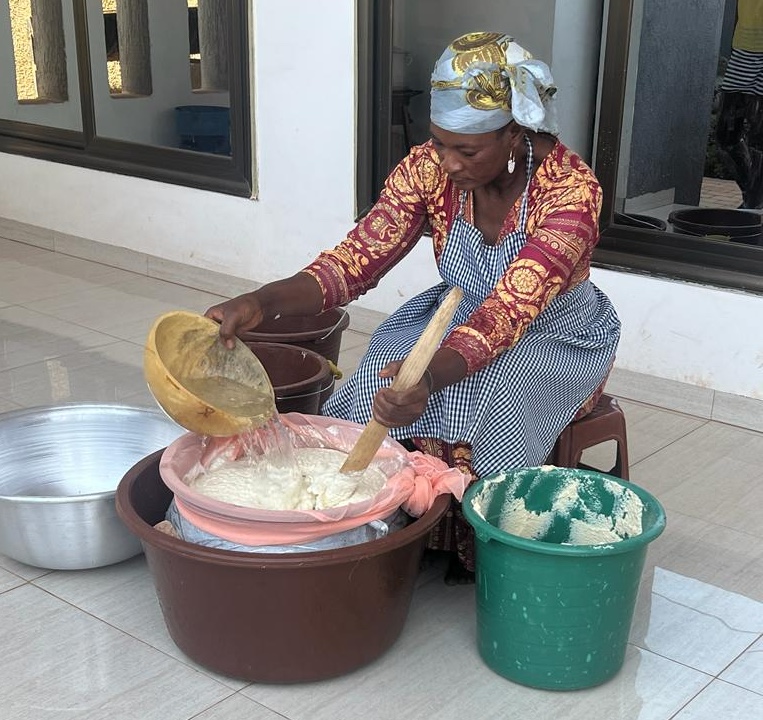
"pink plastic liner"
159,413,469,545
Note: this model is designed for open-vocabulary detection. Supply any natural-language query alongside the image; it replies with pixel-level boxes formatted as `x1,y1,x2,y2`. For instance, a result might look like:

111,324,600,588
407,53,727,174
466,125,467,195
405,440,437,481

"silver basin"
0,403,185,570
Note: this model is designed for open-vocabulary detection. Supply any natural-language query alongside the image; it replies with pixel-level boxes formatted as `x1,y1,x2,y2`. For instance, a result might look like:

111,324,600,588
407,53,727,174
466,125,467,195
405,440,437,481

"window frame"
0,0,252,197
594,0,763,295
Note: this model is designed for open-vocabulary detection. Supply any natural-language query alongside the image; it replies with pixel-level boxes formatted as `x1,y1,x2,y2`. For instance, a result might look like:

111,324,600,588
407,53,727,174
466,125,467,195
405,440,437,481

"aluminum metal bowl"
0,403,185,570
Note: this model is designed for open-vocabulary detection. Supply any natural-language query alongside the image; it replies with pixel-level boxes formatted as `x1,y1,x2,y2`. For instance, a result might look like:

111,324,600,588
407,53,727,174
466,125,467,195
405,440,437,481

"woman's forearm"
253,271,325,319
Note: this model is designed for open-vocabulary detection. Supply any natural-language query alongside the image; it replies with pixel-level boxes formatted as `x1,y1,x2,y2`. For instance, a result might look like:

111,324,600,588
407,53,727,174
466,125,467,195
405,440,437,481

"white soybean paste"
188,447,386,511
474,467,644,545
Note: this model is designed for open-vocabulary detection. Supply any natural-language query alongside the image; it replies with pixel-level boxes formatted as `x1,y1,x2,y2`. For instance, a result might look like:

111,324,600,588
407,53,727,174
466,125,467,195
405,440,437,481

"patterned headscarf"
430,32,559,135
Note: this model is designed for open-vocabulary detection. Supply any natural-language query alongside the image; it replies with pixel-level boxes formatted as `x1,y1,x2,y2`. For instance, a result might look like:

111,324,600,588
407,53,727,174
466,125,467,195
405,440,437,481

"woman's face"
429,123,515,190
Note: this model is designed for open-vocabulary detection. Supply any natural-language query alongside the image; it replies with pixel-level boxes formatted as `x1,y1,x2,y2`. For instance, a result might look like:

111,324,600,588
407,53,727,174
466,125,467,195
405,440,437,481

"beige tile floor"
0,236,762,719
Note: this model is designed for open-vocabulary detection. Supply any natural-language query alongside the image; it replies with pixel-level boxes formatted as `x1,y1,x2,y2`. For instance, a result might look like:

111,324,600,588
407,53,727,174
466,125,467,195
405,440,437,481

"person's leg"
716,91,759,207
743,94,763,208
404,436,477,584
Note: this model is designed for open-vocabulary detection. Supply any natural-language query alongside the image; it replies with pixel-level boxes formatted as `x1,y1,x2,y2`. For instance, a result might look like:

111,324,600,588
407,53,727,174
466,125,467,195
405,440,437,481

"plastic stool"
551,394,629,480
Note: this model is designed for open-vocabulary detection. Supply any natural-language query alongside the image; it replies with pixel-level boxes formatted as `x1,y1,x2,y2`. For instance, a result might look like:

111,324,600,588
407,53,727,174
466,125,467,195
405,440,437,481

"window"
0,0,251,197
594,0,763,294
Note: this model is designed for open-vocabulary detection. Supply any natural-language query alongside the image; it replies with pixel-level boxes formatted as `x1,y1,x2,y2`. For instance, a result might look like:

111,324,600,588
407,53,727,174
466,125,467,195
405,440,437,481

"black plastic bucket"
614,213,667,231
668,208,761,245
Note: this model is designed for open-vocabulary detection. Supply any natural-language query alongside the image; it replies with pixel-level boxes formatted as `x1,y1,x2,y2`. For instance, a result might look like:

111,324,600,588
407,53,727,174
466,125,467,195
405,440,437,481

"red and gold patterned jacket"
303,140,602,375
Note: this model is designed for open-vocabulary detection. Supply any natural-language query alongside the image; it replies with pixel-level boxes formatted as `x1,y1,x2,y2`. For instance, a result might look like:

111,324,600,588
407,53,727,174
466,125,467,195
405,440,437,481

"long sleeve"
442,148,602,375
303,144,449,310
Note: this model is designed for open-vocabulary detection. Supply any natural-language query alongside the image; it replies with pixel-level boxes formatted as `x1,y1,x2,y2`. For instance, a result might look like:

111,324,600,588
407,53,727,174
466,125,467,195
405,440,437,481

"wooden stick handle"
340,286,464,473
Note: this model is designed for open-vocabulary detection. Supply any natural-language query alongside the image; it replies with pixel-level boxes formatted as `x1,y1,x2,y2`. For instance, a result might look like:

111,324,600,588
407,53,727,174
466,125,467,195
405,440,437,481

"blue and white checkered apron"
323,141,620,477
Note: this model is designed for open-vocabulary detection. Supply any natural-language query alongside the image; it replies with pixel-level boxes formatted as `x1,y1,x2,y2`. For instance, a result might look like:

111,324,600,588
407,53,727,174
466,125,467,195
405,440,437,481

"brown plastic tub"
116,449,449,683
238,308,350,364
246,341,334,414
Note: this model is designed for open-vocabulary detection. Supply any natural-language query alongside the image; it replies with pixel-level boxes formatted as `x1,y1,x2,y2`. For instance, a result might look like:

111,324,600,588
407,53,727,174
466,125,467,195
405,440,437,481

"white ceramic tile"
0,260,123,305
0,397,21,413
16,248,134,283
630,567,763,675
346,303,388,336
0,305,118,370
104,273,227,309
712,390,763,433
633,509,763,605
243,580,711,720
0,583,233,719
54,231,149,275
147,255,257,298
337,328,371,354
0,566,25,593
34,556,248,690
0,554,52,581
0,218,54,249
606,366,715,420
191,694,285,719
629,422,763,538
581,399,707,472
720,636,763,694
0,236,53,261
674,679,763,718
23,283,179,341
0,341,149,406
336,343,368,385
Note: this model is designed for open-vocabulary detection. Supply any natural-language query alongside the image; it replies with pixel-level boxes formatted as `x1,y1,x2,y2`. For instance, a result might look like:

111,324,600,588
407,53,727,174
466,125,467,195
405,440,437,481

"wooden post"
116,0,152,95
198,0,228,91
29,0,67,101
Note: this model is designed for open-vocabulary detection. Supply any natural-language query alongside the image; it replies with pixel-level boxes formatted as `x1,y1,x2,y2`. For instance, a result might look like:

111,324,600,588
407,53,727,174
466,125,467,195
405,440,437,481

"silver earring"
507,151,516,174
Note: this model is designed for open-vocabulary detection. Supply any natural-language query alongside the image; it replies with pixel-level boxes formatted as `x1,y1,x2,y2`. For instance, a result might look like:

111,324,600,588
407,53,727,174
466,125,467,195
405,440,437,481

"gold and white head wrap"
430,32,559,135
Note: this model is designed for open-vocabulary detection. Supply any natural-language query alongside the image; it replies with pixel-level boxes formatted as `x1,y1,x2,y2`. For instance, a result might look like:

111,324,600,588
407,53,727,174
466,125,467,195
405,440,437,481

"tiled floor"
0,236,762,719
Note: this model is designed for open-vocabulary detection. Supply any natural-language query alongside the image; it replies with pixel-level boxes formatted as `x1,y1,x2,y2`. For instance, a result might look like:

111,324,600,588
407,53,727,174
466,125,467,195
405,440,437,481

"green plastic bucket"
462,466,666,691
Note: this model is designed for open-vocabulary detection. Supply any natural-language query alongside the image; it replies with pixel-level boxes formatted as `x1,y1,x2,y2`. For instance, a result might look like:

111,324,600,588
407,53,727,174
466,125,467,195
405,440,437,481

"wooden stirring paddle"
340,286,464,474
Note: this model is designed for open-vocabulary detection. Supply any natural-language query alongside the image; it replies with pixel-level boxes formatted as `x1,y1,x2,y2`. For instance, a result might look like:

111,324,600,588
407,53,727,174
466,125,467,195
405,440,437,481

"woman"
207,32,620,581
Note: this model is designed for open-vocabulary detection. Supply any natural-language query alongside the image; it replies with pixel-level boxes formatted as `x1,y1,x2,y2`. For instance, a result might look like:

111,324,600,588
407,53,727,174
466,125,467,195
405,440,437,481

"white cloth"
430,32,559,135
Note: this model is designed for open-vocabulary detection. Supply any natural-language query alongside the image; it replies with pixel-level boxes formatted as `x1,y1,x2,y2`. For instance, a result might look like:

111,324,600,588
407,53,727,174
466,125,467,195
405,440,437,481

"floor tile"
630,567,763,675
0,218,54,249
54,230,150,275
712,390,763,433
0,555,52,581
581,399,707,472
0,341,148,406
646,509,763,603
338,328,372,351
147,255,256,299
104,274,227,311
0,566,25,594
0,397,21,413
33,556,248,690
23,284,183,343
243,580,711,720
0,305,118,371
606,367,715,419
0,583,233,719
192,694,286,719
629,423,763,538
720,635,763,694
674,679,763,718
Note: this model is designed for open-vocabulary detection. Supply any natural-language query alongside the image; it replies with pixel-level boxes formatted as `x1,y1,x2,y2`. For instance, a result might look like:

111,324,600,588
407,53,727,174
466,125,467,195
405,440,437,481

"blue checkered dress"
323,142,620,477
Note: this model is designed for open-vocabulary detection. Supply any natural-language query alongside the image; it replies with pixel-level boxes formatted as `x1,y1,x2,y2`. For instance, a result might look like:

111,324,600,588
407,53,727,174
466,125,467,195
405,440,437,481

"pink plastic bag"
159,413,469,545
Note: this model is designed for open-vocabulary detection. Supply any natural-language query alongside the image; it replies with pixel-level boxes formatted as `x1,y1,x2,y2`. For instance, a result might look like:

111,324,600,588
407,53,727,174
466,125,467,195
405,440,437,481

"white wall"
592,267,762,400
0,0,761,402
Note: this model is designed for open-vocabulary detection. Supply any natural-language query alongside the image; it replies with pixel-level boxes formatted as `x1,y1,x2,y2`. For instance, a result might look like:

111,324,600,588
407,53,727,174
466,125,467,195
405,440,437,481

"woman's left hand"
372,360,431,428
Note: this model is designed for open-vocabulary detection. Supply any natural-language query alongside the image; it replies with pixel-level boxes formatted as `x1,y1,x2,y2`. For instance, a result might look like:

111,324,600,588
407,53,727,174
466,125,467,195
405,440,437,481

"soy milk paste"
188,447,386,511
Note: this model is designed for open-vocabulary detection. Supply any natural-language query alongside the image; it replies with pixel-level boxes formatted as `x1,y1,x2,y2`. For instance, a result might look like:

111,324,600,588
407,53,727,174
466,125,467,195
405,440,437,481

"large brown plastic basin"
116,449,449,683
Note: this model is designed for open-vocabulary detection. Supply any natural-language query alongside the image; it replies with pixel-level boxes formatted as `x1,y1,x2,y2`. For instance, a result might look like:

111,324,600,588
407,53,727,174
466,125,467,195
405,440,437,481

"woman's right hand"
205,293,264,349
